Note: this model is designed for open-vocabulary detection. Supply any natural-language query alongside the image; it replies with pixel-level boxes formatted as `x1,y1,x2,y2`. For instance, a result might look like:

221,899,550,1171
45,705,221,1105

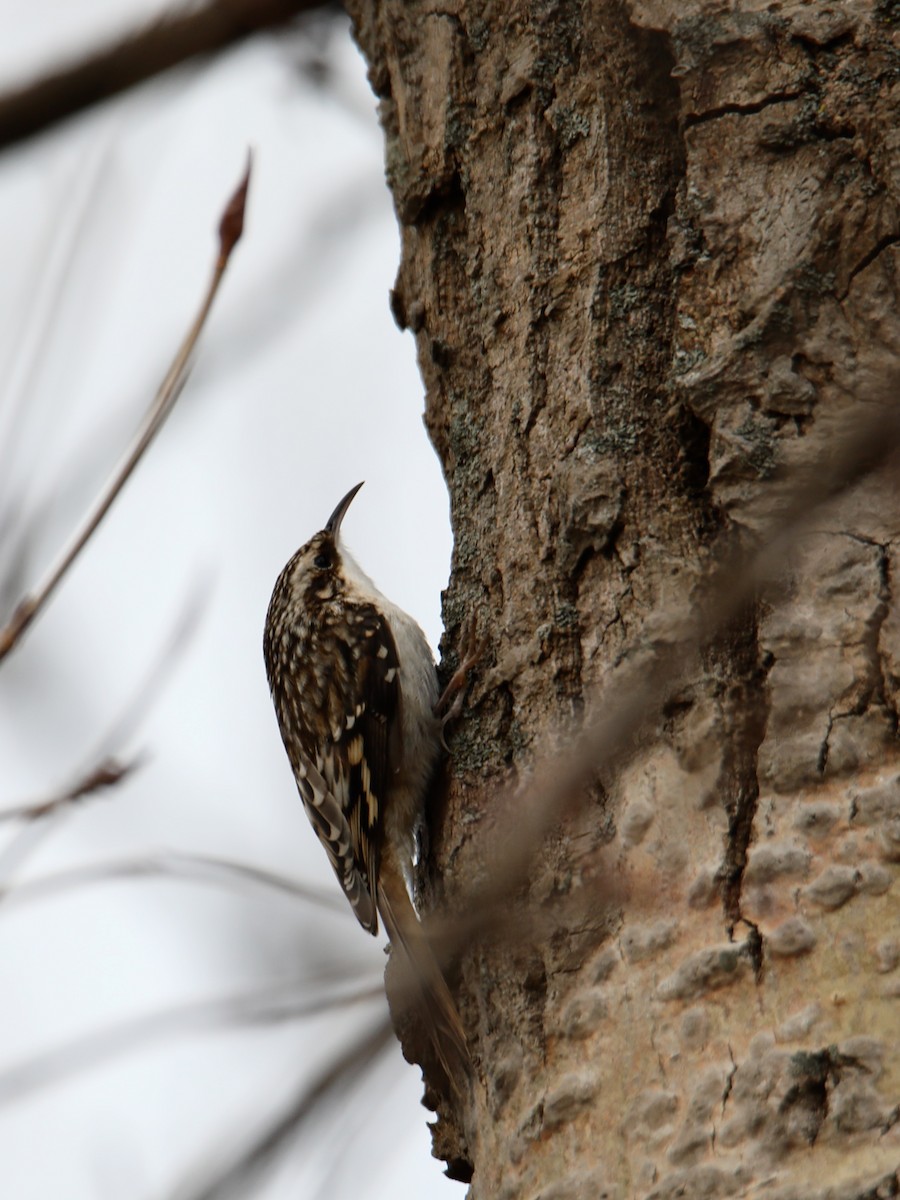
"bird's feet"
435,619,484,749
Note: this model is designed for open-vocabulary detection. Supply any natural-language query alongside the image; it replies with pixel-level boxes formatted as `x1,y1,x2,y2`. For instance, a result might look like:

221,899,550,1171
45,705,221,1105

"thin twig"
0,757,138,824
0,758,147,890
0,577,210,887
0,156,251,664
0,1,330,152
0,979,384,1108
0,137,113,545
0,850,343,912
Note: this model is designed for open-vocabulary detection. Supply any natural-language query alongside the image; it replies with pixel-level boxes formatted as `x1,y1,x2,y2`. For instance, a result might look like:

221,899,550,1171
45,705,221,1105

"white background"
0,5,460,1197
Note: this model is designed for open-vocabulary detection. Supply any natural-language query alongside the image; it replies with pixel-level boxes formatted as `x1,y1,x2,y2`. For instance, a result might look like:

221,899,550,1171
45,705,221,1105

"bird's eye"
313,553,331,570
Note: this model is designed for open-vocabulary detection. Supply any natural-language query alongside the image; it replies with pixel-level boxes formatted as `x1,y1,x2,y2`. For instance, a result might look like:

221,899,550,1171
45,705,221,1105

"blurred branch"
0,850,343,912
0,160,250,664
0,0,331,152
173,1017,394,1200
0,756,139,824
0,978,383,1108
0,578,208,886
0,137,113,571
0,755,146,889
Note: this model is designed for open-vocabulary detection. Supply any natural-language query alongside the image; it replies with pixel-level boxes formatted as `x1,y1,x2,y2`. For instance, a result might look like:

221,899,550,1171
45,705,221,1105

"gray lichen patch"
792,800,843,838
766,916,818,957
554,987,609,1040
621,919,680,964
851,776,900,826
680,1006,711,1052
774,1003,823,1043
743,840,811,885
627,1087,681,1141
657,943,753,1002
687,865,721,910
619,797,656,848
874,937,900,975
742,841,813,928
542,1071,600,1129
803,864,860,910
857,861,893,896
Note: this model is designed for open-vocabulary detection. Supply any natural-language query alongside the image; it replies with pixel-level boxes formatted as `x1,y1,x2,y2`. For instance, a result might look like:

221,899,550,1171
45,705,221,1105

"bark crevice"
684,89,806,128
715,611,770,980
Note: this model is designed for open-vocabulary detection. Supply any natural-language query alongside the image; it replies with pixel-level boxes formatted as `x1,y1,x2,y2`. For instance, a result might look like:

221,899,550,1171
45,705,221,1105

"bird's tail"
377,856,471,1092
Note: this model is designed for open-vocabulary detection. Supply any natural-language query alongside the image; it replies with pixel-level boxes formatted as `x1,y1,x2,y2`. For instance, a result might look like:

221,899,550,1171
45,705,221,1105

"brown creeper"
263,482,468,1082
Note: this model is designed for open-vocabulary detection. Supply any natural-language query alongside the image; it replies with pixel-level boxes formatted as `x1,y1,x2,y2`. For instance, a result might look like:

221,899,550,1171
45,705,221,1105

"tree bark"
345,1,900,1196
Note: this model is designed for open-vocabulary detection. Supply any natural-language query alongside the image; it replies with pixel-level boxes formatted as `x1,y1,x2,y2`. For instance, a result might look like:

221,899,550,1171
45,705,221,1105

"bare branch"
0,850,343,913
0,138,113,574
0,577,209,893
0,0,331,152
0,757,147,891
172,1017,394,1200
0,757,139,824
0,979,383,1108
0,161,251,664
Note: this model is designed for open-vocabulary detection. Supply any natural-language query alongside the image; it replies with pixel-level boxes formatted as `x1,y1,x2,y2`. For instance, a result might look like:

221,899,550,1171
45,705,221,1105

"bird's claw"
435,618,485,750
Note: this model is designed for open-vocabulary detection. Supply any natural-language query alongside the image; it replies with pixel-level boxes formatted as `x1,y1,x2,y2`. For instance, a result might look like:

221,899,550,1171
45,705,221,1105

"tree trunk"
345,1,900,1195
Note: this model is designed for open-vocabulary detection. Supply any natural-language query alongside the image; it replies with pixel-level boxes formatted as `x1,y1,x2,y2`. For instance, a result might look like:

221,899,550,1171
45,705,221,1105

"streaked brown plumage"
263,483,469,1085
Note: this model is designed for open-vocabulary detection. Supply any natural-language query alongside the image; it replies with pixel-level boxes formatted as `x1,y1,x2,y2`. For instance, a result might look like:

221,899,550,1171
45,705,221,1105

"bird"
263,482,469,1086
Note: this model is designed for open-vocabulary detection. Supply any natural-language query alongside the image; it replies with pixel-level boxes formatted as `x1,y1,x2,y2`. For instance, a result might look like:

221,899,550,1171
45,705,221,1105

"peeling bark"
345,1,900,1195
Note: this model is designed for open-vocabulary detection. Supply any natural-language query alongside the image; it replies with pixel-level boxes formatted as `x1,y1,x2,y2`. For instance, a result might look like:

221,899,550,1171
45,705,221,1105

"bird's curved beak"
325,481,364,537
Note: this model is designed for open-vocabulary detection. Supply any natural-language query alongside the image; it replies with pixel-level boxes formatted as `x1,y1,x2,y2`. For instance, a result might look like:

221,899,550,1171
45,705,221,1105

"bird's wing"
277,603,400,935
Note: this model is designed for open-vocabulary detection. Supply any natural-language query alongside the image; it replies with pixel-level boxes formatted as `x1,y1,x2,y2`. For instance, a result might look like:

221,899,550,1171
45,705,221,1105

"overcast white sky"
0,6,458,1198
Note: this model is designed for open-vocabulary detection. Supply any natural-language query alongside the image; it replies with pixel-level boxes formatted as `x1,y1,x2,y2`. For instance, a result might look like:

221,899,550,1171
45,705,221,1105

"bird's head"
281,481,364,605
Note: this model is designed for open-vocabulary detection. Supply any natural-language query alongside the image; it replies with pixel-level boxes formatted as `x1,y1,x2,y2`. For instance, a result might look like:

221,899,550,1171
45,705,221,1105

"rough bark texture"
345,1,900,1196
